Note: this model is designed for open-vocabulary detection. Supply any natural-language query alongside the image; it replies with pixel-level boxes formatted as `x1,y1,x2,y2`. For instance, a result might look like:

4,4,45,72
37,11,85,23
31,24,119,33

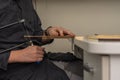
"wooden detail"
24,35,75,39
88,35,120,41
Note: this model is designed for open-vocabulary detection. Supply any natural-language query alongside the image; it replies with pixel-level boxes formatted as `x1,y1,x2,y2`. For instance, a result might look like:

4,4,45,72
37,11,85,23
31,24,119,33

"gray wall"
33,0,120,52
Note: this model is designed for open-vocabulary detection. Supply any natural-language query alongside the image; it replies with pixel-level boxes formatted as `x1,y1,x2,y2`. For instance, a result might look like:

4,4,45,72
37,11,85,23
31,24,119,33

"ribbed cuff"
45,26,53,36
0,52,10,70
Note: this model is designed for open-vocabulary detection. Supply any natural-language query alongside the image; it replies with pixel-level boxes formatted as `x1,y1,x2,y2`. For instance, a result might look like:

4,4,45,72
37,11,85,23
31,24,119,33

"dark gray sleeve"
32,10,54,45
0,52,10,70
0,0,11,9
33,9,43,35
0,0,11,70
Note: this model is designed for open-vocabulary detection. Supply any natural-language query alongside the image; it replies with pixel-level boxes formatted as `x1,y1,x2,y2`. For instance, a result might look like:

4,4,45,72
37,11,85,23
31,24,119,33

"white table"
74,36,120,80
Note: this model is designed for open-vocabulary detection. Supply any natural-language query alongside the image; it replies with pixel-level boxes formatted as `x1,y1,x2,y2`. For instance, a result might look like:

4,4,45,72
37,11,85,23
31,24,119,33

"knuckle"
34,46,38,50
37,58,43,61
34,58,39,62
33,50,37,54
40,51,44,54
32,46,37,49
36,46,40,50
40,58,43,61
41,55,44,58
30,58,36,62
34,53,38,57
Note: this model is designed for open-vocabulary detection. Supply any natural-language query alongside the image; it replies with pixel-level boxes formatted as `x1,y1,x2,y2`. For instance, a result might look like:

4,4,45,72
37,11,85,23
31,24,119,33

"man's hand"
8,46,44,63
46,27,75,37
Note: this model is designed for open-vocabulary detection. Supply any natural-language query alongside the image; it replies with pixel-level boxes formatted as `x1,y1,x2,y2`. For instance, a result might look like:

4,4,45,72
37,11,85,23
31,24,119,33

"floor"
53,61,83,80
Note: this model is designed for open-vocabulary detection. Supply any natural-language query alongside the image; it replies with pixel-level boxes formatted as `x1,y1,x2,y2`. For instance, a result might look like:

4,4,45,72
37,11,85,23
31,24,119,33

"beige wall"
33,0,120,52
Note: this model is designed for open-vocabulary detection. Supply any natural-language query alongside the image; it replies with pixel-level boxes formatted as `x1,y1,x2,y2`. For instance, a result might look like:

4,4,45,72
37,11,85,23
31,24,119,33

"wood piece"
24,35,75,39
88,35,120,41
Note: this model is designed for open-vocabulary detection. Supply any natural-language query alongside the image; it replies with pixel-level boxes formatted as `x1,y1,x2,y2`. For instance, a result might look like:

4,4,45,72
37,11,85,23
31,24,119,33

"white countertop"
74,36,120,54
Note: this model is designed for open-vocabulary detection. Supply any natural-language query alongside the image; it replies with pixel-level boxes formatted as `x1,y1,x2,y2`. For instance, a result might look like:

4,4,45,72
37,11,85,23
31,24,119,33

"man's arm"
38,26,75,45
8,46,44,63
44,26,75,37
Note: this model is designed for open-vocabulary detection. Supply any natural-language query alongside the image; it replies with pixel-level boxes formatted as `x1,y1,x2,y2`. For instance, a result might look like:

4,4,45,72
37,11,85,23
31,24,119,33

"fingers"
31,57,43,62
30,51,44,62
58,30,64,36
36,47,45,55
30,46,45,62
36,58,43,62
47,26,75,37
57,27,75,36
28,46,45,54
63,30,75,36
28,45,45,57
36,54,44,58
35,46,45,51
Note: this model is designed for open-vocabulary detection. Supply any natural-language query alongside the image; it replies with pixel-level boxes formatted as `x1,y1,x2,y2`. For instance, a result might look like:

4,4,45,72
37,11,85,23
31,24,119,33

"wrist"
8,50,22,63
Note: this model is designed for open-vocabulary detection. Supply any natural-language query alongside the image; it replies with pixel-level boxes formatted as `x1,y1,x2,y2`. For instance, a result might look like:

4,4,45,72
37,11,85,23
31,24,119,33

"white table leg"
110,55,120,80
102,56,110,80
